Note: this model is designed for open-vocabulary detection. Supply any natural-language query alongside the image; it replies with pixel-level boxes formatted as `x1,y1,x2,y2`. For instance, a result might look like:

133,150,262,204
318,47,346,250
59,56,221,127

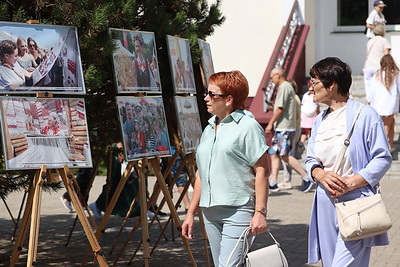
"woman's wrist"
255,207,267,217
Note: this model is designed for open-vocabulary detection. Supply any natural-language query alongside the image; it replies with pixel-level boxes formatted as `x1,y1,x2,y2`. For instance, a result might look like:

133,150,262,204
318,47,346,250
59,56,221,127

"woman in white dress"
367,54,400,152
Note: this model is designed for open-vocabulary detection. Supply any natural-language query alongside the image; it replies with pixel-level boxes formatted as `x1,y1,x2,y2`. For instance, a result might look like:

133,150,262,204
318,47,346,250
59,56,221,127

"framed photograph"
0,97,92,170
110,28,161,93
116,96,171,161
174,96,202,154
198,39,215,87
166,35,196,94
0,21,85,94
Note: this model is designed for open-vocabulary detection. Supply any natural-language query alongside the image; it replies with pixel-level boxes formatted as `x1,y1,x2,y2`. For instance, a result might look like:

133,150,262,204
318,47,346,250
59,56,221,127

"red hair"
208,70,249,110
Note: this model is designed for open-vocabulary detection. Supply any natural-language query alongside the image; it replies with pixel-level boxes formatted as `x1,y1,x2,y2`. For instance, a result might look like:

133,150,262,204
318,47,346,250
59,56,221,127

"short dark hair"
0,40,17,59
309,57,352,96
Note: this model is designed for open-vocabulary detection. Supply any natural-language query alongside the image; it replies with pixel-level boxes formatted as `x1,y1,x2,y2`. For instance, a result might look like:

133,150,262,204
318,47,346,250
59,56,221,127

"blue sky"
0,22,72,49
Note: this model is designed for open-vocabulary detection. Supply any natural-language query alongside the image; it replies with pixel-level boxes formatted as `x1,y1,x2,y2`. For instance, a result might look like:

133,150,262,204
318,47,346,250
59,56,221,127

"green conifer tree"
0,0,224,197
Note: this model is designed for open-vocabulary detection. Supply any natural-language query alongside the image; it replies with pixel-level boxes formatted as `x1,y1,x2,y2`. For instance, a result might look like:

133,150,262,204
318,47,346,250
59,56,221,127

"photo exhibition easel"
110,150,210,267
9,164,108,266
7,92,107,266
80,149,210,266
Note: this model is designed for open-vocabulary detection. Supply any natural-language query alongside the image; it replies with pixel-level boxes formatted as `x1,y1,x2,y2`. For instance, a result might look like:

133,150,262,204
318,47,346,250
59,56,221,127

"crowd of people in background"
120,99,169,158
364,0,400,153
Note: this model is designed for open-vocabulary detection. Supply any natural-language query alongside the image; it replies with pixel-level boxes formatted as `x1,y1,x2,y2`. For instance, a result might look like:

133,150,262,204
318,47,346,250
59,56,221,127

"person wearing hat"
365,1,387,39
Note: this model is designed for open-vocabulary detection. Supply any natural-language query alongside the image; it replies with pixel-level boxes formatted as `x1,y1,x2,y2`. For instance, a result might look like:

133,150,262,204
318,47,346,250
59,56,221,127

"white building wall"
305,0,400,76
205,1,399,95
206,0,284,96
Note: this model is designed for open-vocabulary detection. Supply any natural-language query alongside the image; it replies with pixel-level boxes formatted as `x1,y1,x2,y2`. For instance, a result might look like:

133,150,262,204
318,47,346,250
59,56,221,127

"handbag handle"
226,227,280,267
332,105,364,174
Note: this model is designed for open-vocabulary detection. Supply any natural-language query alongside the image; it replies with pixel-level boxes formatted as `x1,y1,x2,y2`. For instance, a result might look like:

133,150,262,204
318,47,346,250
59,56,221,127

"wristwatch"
255,207,267,216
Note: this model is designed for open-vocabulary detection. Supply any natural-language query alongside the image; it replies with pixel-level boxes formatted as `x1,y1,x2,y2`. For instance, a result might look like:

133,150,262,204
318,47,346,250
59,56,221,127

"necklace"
2,63,24,81
2,63,14,69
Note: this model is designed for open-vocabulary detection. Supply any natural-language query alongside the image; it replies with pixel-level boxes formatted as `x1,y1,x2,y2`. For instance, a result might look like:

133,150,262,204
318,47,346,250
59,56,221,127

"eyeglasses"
310,79,321,88
204,90,227,98
269,73,278,80
28,44,35,48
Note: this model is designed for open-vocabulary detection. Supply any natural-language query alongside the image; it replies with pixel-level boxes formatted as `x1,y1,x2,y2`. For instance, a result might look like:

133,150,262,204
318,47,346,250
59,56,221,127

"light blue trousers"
202,199,254,267
315,186,372,266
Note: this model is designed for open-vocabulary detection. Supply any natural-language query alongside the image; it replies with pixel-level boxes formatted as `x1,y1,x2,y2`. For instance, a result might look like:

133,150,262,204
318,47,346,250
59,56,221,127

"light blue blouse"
196,109,269,208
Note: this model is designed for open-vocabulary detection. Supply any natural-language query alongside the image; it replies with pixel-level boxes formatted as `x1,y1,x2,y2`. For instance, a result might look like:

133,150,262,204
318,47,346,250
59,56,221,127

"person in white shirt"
367,54,400,152
0,40,32,91
363,24,390,101
365,0,387,39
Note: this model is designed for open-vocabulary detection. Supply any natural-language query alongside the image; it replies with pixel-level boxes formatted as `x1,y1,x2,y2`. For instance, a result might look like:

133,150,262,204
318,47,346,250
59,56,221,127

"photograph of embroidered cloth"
226,227,288,267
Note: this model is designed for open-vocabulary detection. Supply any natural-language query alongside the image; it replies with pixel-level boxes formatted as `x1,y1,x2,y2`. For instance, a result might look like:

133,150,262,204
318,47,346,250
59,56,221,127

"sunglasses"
204,90,227,98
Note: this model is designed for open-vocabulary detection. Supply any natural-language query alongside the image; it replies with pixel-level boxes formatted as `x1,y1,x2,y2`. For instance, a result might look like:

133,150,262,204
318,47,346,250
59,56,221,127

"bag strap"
226,227,280,267
332,105,364,174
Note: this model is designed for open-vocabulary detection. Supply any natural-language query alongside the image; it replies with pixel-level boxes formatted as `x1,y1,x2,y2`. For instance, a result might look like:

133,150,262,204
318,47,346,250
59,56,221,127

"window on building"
338,0,400,26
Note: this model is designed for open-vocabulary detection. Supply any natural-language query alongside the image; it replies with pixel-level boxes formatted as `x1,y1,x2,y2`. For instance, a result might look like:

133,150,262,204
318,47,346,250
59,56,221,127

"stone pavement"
0,164,400,266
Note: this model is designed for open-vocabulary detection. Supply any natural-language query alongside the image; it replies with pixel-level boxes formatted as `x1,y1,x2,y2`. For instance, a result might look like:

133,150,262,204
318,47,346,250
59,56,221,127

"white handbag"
226,227,288,267
333,105,392,241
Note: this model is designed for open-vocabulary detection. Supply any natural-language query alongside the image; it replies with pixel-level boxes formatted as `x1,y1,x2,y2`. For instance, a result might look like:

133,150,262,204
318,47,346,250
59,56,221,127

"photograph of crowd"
110,29,161,93
166,35,196,94
174,96,202,154
0,22,85,94
198,39,215,86
0,97,92,170
117,96,171,161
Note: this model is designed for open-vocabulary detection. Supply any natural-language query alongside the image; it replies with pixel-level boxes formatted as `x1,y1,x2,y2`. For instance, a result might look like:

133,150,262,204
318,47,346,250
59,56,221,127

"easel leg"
186,153,211,267
27,165,47,266
149,158,197,266
11,190,28,242
81,161,135,265
1,195,16,226
136,160,151,267
10,171,38,266
59,165,109,266
109,193,139,255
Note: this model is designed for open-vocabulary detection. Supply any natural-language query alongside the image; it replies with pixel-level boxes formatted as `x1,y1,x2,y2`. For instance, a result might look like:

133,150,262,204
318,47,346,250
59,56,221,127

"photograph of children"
174,96,202,154
116,96,171,161
166,35,196,94
0,97,92,170
198,39,215,87
0,22,85,94
110,29,161,93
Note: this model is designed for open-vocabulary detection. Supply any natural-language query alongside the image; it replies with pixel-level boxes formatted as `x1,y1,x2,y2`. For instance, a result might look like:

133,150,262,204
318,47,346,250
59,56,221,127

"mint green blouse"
196,109,269,207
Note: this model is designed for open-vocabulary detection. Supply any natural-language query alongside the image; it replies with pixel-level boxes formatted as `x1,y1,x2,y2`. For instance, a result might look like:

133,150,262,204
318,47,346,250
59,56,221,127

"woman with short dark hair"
306,57,392,266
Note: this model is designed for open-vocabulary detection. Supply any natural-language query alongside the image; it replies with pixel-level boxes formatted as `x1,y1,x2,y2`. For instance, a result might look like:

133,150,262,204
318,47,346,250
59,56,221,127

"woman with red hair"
181,70,270,266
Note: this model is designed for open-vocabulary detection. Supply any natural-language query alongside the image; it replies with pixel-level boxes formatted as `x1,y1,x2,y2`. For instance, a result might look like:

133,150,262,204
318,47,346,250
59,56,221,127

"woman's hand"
249,212,267,235
313,168,348,198
331,174,369,198
181,213,195,240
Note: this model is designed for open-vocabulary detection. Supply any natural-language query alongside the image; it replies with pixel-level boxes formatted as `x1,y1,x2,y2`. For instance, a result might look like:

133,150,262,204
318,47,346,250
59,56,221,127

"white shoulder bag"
334,105,392,241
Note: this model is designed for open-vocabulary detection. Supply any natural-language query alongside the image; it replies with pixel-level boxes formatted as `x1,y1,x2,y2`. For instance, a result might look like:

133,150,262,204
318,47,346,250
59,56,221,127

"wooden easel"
9,165,108,266
132,152,211,267
111,152,210,267
65,160,101,247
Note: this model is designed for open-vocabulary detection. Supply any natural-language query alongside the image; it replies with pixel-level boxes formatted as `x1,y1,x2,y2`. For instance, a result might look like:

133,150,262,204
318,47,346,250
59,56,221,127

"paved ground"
1,159,400,266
